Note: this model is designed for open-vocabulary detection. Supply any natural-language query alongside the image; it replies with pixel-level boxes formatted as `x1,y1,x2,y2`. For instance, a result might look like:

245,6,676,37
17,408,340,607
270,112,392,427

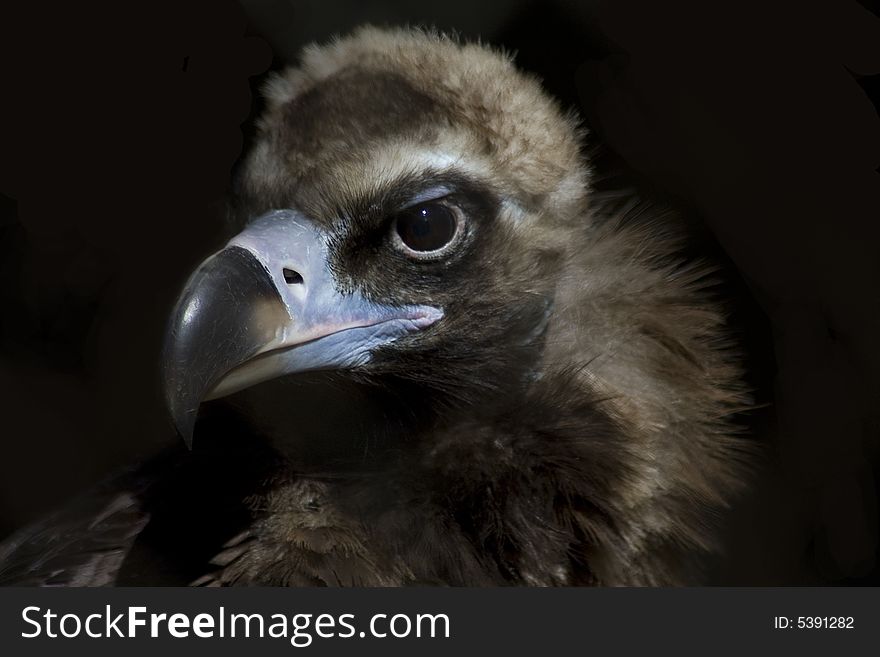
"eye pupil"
395,203,457,253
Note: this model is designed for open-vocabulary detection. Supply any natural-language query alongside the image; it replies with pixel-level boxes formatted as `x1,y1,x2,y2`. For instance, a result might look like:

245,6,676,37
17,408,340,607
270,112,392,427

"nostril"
283,268,304,285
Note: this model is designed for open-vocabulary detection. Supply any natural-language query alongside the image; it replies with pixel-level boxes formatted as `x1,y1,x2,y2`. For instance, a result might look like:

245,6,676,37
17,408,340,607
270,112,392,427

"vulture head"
161,26,750,586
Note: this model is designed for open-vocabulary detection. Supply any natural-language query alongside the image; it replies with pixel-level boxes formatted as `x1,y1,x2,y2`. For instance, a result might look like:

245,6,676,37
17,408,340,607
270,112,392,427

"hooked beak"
162,210,443,446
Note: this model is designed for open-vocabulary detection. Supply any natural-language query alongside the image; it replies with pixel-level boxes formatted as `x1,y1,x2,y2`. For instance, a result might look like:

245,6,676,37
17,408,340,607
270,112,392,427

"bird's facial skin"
319,171,562,400
164,167,563,445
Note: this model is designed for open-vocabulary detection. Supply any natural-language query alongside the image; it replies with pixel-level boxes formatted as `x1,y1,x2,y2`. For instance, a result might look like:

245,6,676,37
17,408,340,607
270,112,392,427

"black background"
1,0,878,585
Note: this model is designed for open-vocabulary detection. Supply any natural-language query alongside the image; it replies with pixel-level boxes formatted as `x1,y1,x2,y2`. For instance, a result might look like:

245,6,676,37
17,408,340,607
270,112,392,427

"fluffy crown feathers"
252,25,589,219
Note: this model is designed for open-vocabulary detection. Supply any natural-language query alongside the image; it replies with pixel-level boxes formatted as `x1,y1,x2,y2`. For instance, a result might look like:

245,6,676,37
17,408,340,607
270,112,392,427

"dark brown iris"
394,203,457,253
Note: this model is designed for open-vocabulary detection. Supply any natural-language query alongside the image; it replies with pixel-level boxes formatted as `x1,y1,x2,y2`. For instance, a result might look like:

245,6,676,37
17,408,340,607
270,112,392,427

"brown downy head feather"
237,25,587,224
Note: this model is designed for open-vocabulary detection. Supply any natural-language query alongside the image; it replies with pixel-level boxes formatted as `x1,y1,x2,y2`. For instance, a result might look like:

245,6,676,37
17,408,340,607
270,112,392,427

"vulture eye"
393,202,460,256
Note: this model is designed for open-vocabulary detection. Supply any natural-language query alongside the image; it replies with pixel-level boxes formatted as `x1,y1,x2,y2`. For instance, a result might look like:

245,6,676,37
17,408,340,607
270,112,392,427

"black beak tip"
176,416,196,451
163,350,200,450
166,392,197,450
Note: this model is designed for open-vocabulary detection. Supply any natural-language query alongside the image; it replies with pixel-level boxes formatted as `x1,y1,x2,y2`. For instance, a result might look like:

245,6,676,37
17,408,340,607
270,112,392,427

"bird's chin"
208,368,421,471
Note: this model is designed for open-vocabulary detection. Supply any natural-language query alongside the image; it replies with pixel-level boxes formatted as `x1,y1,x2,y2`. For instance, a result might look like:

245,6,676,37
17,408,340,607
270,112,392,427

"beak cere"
162,210,443,446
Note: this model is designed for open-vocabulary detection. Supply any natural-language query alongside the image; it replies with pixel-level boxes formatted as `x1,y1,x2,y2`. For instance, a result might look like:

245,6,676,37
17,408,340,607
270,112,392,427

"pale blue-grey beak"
162,210,443,446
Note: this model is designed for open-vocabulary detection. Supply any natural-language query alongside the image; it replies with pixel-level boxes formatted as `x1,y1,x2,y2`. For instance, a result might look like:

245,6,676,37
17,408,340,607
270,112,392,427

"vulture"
0,26,751,587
